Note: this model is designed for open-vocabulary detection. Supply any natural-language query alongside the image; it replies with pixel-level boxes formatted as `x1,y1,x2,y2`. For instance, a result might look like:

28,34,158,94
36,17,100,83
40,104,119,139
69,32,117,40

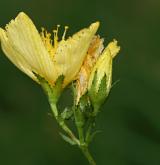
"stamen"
62,26,69,40
53,24,60,48
41,27,46,40
40,27,55,58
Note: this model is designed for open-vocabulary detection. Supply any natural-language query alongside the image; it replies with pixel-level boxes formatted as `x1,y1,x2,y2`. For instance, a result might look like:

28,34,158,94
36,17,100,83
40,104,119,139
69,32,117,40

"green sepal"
34,73,64,104
88,72,109,115
79,94,90,112
34,73,64,118
59,132,77,145
71,82,85,127
51,75,65,103
74,106,85,128
88,71,98,103
96,75,108,105
75,93,92,127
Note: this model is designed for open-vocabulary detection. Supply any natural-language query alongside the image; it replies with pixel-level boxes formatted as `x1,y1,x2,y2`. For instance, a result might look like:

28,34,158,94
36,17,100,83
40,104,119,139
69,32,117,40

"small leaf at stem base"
59,132,77,145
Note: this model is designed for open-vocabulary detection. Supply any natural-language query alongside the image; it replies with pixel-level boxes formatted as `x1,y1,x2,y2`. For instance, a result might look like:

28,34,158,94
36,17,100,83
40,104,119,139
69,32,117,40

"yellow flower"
0,12,99,87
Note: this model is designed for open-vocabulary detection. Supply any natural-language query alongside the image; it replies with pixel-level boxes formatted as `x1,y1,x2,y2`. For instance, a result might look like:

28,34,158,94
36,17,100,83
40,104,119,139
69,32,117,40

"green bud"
88,40,120,114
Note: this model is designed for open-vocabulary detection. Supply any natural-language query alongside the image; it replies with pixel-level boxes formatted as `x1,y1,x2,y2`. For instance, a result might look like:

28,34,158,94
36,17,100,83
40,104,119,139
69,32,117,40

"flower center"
41,25,69,59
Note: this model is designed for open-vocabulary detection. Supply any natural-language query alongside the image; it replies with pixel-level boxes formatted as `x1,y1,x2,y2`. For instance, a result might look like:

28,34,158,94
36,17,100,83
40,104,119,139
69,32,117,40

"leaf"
59,132,77,145
61,107,73,120
87,130,102,144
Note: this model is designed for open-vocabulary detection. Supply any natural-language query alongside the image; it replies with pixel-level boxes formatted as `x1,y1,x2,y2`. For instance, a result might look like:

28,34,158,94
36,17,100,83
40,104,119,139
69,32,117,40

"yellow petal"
0,28,37,81
53,22,100,86
0,12,56,84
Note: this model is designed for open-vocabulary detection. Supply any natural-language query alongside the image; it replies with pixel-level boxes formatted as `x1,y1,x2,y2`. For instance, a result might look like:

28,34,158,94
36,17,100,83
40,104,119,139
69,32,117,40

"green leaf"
59,132,77,145
61,107,73,120
87,130,102,144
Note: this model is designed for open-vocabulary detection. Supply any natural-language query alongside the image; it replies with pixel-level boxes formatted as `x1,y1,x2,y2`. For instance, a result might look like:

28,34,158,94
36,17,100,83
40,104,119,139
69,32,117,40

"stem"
77,126,84,143
85,117,95,143
41,80,96,164
58,118,80,145
73,107,84,144
51,103,96,165
50,102,79,145
80,145,96,165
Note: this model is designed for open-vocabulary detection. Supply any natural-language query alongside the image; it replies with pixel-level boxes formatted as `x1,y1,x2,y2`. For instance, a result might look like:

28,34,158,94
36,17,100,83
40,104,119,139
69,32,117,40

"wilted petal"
76,35,104,103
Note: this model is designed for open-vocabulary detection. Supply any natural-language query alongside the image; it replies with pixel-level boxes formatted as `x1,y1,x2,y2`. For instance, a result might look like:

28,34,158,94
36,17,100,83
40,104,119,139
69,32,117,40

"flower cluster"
0,12,120,165
0,12,120,105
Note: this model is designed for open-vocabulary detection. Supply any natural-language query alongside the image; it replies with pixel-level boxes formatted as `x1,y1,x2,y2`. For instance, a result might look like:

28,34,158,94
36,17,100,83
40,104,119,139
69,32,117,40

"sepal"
88,72,110,115
35,73,64,104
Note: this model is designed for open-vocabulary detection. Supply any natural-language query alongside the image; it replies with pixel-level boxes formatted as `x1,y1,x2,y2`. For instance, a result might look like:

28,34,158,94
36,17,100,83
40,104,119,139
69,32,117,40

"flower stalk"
80,145,96,165
39,76,96,164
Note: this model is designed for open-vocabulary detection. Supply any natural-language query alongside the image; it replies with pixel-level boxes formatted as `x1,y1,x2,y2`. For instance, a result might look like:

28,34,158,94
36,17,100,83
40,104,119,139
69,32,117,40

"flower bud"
88,40,120,113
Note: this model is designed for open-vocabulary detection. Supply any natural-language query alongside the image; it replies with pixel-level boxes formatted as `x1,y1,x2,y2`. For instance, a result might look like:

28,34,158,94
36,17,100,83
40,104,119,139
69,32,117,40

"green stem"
80,145,96,165
73,107,84,144
41,80,96,164
85,117,95,143
50,102,80,145
77,126,84,143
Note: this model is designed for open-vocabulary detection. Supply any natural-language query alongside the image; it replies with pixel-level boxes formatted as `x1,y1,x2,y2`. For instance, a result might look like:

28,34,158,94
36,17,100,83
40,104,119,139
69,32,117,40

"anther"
53,24,60,48
62,26,69,40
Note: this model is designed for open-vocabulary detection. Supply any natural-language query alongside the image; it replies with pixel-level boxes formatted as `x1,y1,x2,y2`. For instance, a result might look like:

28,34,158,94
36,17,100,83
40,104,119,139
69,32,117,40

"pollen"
41,25,70,59
41,27,55,58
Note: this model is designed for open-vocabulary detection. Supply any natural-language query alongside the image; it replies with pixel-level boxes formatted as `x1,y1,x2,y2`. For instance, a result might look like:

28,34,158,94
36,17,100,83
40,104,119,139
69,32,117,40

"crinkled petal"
76,35,104,103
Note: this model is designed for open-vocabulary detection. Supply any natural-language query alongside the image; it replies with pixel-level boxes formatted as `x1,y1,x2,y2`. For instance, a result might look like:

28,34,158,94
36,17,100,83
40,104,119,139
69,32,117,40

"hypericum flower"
76,39,120,104
0,12,99,87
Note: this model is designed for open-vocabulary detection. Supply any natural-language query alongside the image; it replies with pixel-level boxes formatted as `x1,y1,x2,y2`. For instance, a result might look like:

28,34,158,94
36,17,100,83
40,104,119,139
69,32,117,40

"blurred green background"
0,0,160,165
